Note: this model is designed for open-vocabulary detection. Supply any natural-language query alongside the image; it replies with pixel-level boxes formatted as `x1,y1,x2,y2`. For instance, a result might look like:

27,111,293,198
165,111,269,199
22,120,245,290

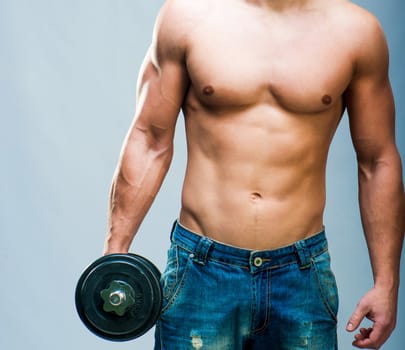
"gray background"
0,0,403,349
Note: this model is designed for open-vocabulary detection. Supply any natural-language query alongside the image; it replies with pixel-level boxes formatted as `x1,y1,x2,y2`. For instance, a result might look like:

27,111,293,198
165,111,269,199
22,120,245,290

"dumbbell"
75,253,162,341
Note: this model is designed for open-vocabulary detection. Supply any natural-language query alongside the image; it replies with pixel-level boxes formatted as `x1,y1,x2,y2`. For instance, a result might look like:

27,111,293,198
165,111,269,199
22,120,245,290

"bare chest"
185,10,353,113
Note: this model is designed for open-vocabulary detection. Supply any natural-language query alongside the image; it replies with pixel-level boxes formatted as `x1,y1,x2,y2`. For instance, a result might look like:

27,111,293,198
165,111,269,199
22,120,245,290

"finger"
347,304,369,332
353,325,385,349
360,327,372,338
353,328,373,344
353,337,377,349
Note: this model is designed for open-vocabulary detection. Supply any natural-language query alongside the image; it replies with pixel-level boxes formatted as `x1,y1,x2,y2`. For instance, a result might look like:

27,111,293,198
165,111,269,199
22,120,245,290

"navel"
250,192,262,201
202,85,215,96
322,94,332,105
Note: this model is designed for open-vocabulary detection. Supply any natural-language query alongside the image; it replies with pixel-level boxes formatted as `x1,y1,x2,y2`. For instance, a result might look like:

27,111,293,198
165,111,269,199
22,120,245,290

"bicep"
346,75,396,163
118,54,189,182
127,1,190,149
132,49,189,147
346,19,396,163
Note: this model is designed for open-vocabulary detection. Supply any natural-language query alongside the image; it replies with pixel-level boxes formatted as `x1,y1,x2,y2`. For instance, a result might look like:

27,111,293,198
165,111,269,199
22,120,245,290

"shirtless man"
103,0,404,349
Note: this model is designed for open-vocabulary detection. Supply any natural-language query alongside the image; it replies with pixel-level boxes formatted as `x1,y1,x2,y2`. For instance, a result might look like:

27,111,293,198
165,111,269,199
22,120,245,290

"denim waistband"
171,221,328,272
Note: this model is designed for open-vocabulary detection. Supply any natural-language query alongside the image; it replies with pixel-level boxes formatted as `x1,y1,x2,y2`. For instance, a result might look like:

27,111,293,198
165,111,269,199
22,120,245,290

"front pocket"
312,251,339,322
160,244,192,314
161,244,179,299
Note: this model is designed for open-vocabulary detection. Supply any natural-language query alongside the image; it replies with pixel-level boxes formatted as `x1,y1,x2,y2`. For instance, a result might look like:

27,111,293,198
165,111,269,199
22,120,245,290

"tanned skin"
104,0,404,348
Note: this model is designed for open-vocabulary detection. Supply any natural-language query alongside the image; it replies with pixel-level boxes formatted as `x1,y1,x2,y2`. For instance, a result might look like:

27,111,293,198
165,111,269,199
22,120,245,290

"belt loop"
295,240,311,270
193,236,213,266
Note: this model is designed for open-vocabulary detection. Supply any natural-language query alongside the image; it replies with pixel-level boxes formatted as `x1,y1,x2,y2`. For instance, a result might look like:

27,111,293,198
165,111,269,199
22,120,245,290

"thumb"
347,302,368,332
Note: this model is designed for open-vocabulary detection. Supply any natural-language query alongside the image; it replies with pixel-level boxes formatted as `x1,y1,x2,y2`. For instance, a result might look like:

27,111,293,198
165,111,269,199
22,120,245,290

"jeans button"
253,257,263,267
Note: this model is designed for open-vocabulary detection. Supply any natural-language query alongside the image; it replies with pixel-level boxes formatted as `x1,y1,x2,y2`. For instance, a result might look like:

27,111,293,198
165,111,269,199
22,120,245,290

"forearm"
104,134,173,255
358,151,405,289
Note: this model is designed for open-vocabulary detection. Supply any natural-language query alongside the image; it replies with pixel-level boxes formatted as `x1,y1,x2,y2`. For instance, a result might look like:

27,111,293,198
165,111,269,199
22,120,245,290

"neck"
247,0,312,11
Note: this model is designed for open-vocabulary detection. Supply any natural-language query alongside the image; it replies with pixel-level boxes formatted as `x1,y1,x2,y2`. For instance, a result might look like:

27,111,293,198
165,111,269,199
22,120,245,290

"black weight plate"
75,254,162,341
127,254,162,330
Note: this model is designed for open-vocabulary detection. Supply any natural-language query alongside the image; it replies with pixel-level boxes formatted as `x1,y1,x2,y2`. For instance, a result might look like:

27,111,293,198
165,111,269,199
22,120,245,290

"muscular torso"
177,0,354,249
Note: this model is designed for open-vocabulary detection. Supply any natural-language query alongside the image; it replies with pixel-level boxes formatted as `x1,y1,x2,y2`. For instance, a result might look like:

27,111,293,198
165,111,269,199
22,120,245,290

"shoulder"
330,1,389,74
154,0,192,36
341,2,386,43
328,1,384,31
152,0,210,57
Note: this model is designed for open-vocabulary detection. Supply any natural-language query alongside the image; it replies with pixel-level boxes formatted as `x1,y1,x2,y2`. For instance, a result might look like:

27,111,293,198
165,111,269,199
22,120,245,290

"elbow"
357,147,403,185
356,149,383,181
353,138,402,179
134,123,175,157
117,133,173,187
150,137,174,159
145,136,174,166
357,156,381,181
124,124,174,159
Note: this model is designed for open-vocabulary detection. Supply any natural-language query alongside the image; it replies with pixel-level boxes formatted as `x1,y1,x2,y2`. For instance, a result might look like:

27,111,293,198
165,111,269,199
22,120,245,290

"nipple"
202,85,215,96
322,95,332,105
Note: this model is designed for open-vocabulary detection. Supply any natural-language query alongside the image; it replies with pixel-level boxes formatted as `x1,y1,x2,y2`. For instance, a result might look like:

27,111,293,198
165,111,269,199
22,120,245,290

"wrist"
373,278,400,295
103,235,131,256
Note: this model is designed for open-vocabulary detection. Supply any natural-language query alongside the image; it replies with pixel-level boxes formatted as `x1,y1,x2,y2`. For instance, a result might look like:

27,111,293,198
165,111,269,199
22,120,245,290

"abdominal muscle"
178,102,339,250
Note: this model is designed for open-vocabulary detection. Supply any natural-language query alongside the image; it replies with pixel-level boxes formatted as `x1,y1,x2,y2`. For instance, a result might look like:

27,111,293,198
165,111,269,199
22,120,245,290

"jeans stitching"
312,254,339,323
161,248,193,315
162,245,178,299
252,269,271,334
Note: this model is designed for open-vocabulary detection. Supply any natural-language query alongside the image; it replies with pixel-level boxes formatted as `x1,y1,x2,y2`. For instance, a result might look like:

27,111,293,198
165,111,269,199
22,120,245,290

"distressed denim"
154,222,338,350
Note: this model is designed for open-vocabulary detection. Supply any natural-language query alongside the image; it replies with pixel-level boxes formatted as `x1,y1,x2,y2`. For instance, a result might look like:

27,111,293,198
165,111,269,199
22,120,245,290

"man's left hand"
346,286,398,349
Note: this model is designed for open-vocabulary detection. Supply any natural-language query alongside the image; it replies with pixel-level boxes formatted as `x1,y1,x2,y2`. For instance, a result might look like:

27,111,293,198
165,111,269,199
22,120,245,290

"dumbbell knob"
100,280,136,316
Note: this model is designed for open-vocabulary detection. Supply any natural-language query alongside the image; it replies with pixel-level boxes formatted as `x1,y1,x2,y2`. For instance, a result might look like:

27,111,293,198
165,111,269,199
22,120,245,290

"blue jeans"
154,222,338,350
